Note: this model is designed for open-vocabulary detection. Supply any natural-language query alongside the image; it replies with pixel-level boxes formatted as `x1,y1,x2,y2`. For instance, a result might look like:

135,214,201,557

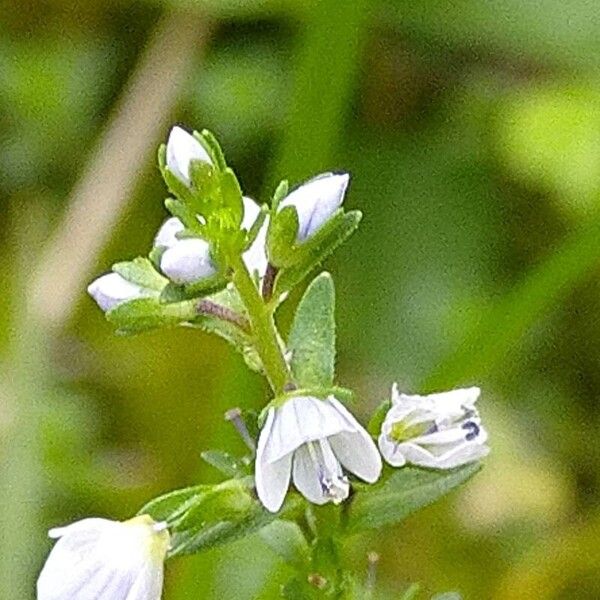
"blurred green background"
2,1,600,598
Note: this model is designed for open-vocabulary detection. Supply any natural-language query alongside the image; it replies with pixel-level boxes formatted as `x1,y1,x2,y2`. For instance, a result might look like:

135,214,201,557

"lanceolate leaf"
346,463,481,533
288,272,336,388
274,209,362,296
112,257,168,291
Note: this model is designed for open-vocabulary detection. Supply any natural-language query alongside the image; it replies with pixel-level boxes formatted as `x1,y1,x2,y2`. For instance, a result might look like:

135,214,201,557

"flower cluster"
39,125,490,598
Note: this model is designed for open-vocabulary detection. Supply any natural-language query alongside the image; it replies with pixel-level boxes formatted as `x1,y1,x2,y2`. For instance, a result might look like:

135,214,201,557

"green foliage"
346,464,481,533
258,520,310,569
201,450,249,478
112,257,168,290
106,298,198,334
274,210,362,296
288,272,336,388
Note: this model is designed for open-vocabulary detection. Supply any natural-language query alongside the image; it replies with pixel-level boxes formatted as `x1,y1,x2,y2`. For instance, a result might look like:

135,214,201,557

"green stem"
231,256,290,394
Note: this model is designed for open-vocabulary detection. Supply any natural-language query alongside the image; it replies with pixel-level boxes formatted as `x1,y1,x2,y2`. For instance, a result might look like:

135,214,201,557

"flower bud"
87,273,153,312
160,237,217,284
154,216,185,249
37,515,169,600
242,196,269,277
278,173,349,242
166,125,213,186
378,385,490,470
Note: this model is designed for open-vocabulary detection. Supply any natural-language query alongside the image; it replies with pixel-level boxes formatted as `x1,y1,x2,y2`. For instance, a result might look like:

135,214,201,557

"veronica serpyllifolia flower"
278,173,349,242
37,515,170,600
255,395,382,512
378,385,489,469
166,125,213,186
87,273,155,312
154,197,268,282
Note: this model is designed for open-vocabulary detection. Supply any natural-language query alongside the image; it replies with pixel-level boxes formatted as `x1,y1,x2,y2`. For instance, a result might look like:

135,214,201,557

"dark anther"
461,420,480,441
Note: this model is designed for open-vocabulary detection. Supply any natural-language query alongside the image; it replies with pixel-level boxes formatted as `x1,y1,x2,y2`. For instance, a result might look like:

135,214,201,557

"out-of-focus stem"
27,10,209,329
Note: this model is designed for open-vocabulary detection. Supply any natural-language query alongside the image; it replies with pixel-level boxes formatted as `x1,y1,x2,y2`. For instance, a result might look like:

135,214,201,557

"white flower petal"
291,445,330,505
262,396,354,464
87,273,151,312
37,516,168,600
377,434,407,467
327,397,382,483
241,197,269,277
255,408,293,513
166,126,212,185
154,217,184,249
160,238,216,284
278,173,349,241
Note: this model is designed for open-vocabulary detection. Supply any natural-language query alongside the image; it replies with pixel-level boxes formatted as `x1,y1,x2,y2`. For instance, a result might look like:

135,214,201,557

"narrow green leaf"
288,272,335,388
271,179,289,211
275,210,362,295
138,484,209,525
199,129,228,172
112,257,167,291
346,463,481,533
106,298,198,334
201,450,247,478
367,398,391,436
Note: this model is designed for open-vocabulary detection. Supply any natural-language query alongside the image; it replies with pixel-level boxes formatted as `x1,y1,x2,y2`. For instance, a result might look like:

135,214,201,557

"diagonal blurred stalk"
424,216,600,389
0,10,209,598
28,10,210,329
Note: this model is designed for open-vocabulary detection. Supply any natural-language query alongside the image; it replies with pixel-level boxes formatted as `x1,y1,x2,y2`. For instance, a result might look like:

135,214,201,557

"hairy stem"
196,299,250,333
231,257,290,394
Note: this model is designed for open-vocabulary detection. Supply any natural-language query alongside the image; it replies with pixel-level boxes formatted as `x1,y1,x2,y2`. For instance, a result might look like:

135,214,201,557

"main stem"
231,257,290,394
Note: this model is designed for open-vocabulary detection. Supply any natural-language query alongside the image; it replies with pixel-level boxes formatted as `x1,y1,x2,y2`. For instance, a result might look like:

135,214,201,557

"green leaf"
220,168,244,227
201,450,248,478
198,129,228,172
346,463,482,533
159,273,228,303
274,210,362,296
258,520,310,569
112,257,168,291
288,272,335,388
139,484,209,525
267,205,300,267
271,179,289,211
106,298,198,334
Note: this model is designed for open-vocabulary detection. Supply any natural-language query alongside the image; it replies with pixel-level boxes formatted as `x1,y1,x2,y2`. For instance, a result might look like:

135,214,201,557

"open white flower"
155,197,268,283
166,125,213,186
278,173,349,242
378,385,489,470
87,272,154,312
37,515,170,600
256,395,382,513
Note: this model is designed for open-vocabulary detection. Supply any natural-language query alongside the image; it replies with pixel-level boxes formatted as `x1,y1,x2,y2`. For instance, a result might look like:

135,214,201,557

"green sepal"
220,168,244,229
367,398,391,436
112,257,168,291
271,179,289,211
243,204,269,250
345,463,482,533
274,210,362,296
198,129,227,172
288,272,335,389
267,205,300,268
140,477,303,558
159,273,228,304
188,159,219,216
201,450,249,478
106,298,198,334
164,198,203,235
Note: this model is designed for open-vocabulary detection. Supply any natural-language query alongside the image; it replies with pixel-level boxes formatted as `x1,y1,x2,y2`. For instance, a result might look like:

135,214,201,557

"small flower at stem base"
37,515,170,600
159,237,216,284
87,273,154,312
255,395,382,513
378,385,490,469
166,126,212,186
278,173,349,242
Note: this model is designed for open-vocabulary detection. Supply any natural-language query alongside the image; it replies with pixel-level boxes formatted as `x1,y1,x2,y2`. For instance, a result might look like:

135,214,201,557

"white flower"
241,196,269,278
166,125,213,186
87,273,154,312
155,197,268,283
160,237,216,284
278,173,349,242
378,385,490,470
255,395,382,513
37,515,170,600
